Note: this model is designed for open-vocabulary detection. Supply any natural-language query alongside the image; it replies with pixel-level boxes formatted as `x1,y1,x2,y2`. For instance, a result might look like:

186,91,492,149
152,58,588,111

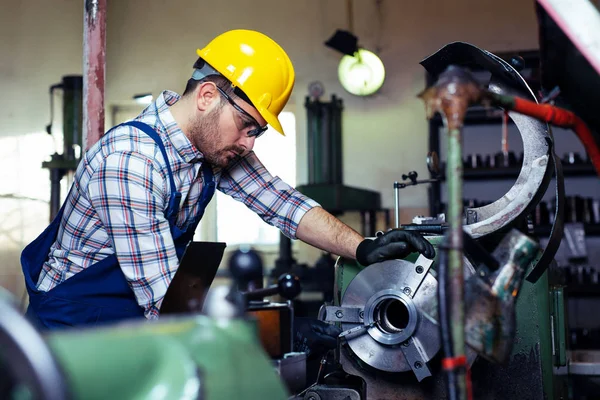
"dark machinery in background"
43,75,83,221
271,90,385,318
290,41,567,399
290,0,600,393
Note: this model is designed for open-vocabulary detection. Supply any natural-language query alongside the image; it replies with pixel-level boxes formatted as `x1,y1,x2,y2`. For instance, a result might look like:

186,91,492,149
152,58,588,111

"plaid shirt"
36,90,318,319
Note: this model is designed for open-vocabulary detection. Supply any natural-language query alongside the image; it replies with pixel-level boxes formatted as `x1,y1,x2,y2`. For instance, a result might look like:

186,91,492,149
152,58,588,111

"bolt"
416,265,424,274
402,341,410,347
335,310,344,319
414,361,423,369
359,311,364,319
403,287,412,295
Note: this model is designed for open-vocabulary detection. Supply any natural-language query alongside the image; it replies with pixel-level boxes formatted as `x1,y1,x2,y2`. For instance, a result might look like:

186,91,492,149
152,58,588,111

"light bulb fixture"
337,49,385,96
133,93,153,105
324,0,386,97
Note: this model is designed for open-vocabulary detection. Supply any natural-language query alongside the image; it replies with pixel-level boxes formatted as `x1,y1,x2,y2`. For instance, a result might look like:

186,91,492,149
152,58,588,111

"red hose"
512,97,600,177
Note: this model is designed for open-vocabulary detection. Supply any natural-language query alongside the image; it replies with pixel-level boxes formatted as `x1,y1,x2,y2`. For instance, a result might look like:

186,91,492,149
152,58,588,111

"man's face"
189,85,268,168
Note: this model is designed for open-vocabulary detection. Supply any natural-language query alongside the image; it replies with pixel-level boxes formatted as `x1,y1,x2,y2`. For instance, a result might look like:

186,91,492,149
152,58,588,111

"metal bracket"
321,306,364,324
399,338,432,382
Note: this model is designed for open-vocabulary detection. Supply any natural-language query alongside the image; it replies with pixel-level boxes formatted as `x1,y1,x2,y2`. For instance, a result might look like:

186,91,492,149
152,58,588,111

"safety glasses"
216,86,269,138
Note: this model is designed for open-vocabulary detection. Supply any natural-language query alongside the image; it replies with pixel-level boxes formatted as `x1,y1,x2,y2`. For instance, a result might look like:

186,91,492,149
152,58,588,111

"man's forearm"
295,207,364,260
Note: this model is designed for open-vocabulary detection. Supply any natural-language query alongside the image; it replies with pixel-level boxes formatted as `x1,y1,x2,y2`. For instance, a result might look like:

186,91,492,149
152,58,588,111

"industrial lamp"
325,29,386,96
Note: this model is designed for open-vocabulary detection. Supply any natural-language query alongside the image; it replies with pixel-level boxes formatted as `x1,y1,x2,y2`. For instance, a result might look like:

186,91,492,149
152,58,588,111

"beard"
189,106,245,168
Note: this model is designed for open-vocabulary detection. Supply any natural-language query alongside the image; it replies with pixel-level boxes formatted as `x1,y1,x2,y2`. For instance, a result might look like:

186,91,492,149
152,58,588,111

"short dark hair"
182,74,236,98
182,57,237,99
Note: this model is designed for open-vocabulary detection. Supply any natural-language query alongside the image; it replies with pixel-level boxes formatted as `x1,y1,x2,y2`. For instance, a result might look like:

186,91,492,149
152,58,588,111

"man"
22,29,434,329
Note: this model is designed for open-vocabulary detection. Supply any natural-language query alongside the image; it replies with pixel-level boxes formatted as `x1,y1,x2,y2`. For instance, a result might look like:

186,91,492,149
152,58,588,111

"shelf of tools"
427,51,600,354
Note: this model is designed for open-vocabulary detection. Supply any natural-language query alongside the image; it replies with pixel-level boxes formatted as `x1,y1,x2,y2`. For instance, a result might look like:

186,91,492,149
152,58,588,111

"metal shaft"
394,182,400,228
447,127,466,399
83,0,107,150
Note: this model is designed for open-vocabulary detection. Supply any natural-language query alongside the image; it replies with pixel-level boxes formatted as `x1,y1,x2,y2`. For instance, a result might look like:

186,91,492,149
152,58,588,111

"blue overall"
21,121,215,330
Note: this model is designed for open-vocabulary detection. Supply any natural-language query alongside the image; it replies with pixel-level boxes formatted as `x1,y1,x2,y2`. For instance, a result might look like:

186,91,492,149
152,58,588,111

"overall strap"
121,121,182,222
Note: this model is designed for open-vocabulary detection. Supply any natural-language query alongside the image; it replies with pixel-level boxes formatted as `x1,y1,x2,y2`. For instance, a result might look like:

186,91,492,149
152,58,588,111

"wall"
0,0,540,298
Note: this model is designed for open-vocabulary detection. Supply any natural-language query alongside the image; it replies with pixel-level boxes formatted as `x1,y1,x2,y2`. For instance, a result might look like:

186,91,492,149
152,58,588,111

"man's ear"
196,81,218,112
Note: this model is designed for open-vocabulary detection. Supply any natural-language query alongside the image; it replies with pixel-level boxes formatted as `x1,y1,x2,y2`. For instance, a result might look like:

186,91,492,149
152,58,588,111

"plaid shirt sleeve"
86,150,178,319
218,151,320,239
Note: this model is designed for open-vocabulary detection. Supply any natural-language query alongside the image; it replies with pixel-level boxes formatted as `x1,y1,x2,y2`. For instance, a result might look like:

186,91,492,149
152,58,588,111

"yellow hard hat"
197,30,295,136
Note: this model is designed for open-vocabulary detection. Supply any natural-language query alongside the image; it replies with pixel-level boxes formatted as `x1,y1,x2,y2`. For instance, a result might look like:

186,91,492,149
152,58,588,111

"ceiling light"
338,49,385,96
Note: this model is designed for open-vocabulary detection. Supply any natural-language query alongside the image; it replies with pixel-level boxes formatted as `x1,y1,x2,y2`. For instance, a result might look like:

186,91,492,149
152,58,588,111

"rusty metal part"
420,65,476,398
465,229,540,363
419,66,487,130
83,0,107,150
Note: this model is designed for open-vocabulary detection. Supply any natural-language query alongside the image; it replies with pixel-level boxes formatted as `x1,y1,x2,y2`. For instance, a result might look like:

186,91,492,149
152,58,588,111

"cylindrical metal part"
330,96,344,185
50,168,62,222
305,99,323,184
320,100,332,183
274,233,294,273
446,127,466,398
83,0,107,151
394,182,400,228
61,76,83,160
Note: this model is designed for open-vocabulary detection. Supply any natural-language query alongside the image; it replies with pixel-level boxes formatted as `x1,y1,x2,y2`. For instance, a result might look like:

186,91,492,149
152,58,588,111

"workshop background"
2,0,600,348
0,0,547,298
3,0,600,399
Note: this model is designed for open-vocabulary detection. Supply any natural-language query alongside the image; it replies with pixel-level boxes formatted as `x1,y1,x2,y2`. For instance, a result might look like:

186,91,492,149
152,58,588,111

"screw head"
414,361,423,369
402,341,410,347
335,310,344,319
403,287,412,295
359,311,364,319
416,265,424,274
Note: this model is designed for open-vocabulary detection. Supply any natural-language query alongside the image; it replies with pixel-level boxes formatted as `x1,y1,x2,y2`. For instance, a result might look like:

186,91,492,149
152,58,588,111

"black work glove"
293,317,341,358
356,230,436,266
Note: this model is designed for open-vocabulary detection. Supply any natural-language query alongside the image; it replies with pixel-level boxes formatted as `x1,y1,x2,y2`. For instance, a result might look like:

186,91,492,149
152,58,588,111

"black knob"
510,56,525,71
277,273,301,300
228,248,263,286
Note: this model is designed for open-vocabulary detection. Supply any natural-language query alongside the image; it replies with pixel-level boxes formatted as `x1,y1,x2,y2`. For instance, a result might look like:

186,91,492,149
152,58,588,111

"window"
215,111,297,246
0,131,55,297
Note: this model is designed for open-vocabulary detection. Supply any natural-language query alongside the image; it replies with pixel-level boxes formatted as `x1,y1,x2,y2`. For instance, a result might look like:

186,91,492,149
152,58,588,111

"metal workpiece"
336,256,475,378
465,229,540,363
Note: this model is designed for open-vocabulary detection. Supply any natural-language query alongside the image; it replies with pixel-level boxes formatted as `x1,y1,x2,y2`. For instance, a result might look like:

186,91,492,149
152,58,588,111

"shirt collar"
153,90,204,163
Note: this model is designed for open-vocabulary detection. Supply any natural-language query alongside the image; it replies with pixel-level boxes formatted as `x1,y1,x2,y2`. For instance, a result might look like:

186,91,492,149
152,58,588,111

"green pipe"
446,127,466,399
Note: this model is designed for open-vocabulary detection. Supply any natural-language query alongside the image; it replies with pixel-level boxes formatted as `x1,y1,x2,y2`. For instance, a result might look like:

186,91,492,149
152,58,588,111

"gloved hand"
293,317,341,358
355,230,435,266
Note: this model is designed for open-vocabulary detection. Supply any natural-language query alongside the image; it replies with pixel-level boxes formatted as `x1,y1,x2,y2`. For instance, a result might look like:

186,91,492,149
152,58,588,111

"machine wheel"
0,295,69,400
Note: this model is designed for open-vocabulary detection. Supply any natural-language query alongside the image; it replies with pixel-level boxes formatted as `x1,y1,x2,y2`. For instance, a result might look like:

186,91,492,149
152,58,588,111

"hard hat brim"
260,108,286,136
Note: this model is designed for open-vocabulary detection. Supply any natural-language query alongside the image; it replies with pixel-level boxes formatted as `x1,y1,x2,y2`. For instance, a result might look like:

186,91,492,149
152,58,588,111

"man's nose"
239,135,256,153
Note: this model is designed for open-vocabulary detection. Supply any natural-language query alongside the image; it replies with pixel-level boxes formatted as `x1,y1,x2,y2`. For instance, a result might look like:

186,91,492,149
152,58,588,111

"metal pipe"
446,127,466,398
49,168,62,222
83,0,107,151
418,66,478,400
394,182,400,228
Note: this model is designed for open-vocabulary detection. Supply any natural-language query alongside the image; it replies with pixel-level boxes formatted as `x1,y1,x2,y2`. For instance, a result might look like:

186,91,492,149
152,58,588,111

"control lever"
243,273,301,302
227,247,301,310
